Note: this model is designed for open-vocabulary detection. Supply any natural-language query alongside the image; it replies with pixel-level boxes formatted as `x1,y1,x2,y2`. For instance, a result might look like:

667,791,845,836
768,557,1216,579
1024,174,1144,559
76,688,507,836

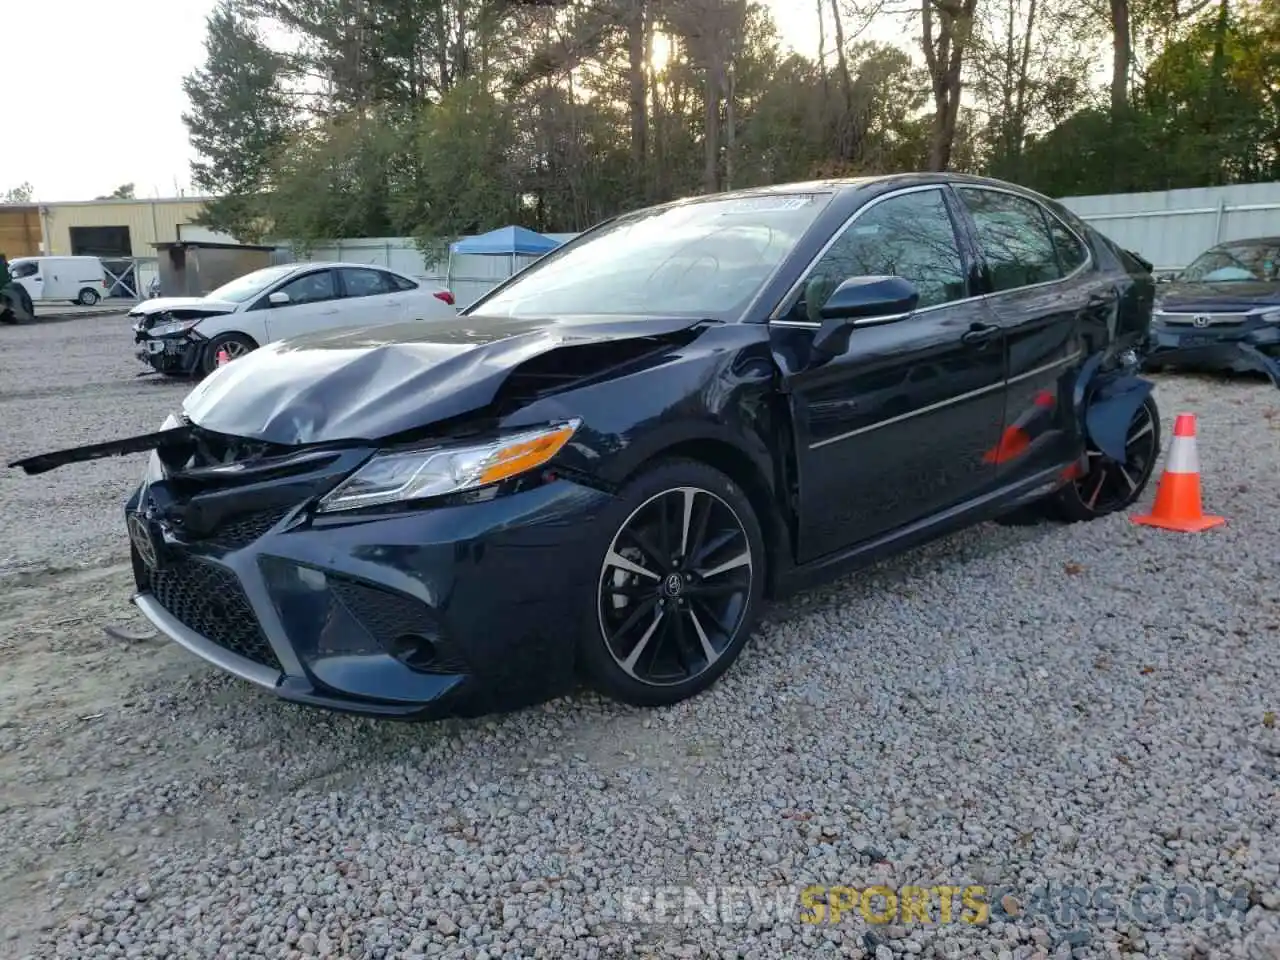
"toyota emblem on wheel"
128,514,159,570
1193,314,1211,327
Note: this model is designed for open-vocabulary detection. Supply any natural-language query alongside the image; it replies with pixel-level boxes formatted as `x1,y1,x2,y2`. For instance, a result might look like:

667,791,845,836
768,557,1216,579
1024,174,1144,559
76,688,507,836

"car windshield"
205,265,299,303
1179,240,1280,283
470,193,833,319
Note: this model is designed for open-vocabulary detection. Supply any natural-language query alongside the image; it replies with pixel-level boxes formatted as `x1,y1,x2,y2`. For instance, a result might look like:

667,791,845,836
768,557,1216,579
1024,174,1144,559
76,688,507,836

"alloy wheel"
219,340,251,362
1073,398,1159,513
597,486,754,687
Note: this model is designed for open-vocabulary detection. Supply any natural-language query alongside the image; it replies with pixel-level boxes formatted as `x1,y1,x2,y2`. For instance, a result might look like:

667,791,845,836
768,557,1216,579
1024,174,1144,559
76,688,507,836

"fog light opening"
389,632,443,671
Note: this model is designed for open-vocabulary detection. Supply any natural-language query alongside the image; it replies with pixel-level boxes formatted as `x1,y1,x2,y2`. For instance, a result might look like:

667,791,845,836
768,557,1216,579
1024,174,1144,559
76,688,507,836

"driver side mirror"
811,275,919,357
268,291,290,305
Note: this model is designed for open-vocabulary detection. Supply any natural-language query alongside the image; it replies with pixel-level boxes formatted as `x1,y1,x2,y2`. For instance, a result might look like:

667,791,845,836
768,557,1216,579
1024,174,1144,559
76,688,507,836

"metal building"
36,197,229,298
0,204,42,258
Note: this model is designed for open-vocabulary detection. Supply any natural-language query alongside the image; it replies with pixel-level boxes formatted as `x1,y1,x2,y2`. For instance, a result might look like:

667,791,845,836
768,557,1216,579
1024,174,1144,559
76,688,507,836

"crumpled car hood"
129,297,239,317
182,313,707,445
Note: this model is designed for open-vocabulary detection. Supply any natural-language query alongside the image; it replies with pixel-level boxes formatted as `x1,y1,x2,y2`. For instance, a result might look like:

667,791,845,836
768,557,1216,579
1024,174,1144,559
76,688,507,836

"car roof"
293,260,410,272
636,171,1061,214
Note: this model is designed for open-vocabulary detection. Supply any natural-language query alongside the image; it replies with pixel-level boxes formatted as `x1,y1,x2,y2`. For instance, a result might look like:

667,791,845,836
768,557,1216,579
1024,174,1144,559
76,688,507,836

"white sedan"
129,261,458,376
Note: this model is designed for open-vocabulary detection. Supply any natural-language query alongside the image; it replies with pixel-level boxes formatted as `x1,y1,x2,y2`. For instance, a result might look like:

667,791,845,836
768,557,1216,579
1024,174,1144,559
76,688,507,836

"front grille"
146,557,283,672
1160,312,1248,327
205,508,290,551
164,507,290,552
328,576,467,674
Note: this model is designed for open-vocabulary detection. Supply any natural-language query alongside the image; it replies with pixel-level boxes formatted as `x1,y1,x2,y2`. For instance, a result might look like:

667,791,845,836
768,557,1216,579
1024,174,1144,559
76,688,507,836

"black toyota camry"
1144,235,1280,383
11,173,1161,720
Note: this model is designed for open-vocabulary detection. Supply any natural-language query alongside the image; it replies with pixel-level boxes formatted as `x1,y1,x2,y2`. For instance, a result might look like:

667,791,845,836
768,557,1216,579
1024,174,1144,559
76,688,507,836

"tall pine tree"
183,0,295,241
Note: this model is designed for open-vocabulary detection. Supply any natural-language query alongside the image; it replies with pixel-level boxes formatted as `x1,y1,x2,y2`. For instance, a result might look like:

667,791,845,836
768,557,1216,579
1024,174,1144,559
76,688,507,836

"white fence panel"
1059,181,1280,272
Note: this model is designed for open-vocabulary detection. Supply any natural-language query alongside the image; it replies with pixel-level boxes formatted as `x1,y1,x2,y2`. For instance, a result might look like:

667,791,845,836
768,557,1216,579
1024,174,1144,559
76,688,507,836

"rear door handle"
962,322,1000,345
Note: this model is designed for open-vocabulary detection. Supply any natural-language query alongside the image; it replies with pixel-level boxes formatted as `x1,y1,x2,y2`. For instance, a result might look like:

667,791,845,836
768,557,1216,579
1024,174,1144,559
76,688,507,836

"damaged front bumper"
123,453,612,720
1143,316,1280,385
133,321,207,376
9,412,614,721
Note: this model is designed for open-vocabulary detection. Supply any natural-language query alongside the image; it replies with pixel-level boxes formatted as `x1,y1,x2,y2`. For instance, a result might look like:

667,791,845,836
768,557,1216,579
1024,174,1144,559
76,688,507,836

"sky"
0,0,894,203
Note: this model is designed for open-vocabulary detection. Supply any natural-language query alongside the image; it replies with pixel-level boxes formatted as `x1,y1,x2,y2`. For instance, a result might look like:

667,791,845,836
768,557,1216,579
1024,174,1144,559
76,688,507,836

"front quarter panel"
499,322,786,493
190,313,237,341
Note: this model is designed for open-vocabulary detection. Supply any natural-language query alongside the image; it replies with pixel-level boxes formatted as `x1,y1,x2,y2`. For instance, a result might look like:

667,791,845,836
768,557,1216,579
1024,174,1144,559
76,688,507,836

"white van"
9,256,109,306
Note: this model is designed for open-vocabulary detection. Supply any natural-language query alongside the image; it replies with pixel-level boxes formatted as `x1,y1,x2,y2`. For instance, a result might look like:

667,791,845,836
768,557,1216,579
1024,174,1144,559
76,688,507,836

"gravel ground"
1,315,1278,960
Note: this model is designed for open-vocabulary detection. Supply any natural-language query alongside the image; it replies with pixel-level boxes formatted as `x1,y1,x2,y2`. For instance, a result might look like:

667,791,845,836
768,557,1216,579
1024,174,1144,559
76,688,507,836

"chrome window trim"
772,312,912,330
767,182,1095,329
807,350,1083,450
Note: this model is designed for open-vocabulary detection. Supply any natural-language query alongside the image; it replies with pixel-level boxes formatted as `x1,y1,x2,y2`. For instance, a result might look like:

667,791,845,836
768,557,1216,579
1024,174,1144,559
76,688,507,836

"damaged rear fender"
1072,356,1155,463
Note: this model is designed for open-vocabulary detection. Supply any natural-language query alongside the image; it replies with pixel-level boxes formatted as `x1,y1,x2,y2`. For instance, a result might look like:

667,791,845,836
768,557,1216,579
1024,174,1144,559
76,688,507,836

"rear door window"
957,188,1064,292
339,267,397,298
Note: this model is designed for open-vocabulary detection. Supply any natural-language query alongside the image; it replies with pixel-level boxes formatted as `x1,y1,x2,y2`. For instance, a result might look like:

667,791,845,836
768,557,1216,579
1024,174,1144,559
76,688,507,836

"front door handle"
961,322,1000,345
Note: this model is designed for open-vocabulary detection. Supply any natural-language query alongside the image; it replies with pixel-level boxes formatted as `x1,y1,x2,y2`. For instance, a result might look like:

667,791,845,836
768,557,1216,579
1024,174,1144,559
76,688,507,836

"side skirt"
773,462,1073,599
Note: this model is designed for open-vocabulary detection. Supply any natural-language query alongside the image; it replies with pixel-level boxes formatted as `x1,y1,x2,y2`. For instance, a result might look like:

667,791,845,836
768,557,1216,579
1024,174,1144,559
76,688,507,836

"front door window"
781,188,968,325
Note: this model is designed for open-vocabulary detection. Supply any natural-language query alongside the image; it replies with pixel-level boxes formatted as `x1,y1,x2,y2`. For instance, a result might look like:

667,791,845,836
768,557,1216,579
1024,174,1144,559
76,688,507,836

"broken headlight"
316,419,582,513
150,318,203,337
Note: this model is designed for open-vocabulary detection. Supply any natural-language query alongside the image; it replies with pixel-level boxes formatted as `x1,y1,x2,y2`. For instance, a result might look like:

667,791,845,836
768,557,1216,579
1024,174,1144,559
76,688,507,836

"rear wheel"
579,459,765,708
1054,394,1161,522
77,288,100,306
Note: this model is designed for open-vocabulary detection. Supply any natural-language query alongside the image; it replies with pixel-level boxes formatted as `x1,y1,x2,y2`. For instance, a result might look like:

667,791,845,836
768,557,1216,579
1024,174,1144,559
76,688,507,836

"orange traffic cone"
215,347,231,366
1131,413,1225,532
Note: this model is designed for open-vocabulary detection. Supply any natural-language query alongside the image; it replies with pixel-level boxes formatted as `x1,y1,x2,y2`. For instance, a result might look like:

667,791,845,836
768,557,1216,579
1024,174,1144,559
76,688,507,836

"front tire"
200,332,258,375
579,459,766,708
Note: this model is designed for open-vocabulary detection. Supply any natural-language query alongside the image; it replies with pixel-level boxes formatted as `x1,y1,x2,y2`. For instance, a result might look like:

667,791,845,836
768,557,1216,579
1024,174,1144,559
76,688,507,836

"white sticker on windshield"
715,194,821,214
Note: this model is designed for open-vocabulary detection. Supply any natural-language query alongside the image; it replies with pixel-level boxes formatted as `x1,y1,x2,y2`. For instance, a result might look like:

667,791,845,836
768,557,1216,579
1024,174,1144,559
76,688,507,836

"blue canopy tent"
445,226,563,290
